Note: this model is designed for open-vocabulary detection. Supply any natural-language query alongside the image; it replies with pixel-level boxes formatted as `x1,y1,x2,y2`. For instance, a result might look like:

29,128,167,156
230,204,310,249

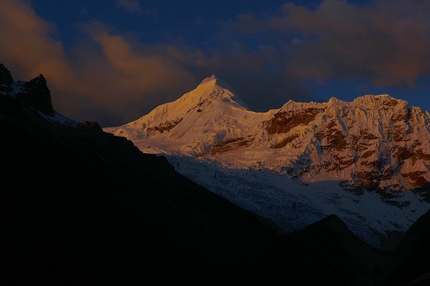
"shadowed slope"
380,209,430,285
227,214,387,285
0,75,279,284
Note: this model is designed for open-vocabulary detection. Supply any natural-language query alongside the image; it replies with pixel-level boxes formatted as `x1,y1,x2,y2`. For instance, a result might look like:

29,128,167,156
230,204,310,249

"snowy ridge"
41,111,80,127
105,76,430,247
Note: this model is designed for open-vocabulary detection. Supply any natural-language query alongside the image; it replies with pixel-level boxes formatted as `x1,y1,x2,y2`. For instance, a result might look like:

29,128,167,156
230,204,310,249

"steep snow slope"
105,75,430,247
105,75,275,155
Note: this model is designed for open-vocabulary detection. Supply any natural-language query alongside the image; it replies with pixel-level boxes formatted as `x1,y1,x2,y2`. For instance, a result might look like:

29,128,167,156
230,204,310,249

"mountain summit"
195,75,248,107
105,75,267,150
105,77,430,247
0,64,55,117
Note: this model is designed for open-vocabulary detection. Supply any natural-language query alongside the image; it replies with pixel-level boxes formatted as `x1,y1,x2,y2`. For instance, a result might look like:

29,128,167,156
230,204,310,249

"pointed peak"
197,74,234,92
200,74,218,84
171,75,248,109
30,74,47,85
327,97,346,107
328,96,342,103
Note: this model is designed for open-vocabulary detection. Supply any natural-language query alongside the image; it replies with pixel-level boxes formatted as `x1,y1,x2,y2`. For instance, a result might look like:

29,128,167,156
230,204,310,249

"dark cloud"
225,14,271,35
250,0,430,87
200,44,315,110
115,0,142,13
218,0,430,96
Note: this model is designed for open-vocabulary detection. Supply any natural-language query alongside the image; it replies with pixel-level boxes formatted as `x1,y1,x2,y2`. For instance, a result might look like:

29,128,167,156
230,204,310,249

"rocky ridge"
0,64,54,116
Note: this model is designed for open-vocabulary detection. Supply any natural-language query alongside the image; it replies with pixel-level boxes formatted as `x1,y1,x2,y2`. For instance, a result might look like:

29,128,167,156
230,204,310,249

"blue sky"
1,0,429,126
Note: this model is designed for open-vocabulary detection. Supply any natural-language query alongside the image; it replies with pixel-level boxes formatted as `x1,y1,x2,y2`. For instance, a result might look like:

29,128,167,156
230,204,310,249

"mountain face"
105,75,430,247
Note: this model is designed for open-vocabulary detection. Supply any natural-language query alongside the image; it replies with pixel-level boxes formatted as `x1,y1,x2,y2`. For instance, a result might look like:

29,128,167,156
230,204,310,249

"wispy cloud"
0,0,74,89
82,21,197,100
115,0,143,14
79,7,88,16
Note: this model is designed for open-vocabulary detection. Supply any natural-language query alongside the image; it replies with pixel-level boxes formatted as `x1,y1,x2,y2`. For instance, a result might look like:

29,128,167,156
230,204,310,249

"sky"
1,0,429,127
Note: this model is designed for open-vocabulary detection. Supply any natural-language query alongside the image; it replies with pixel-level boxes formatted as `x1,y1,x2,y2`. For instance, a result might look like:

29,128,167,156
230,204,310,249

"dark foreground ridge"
0,64,429,285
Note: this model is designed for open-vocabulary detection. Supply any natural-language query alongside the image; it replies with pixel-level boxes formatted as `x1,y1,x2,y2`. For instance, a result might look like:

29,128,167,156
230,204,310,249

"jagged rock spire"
0,64,55,116
0,63,14,85
21,74,55,116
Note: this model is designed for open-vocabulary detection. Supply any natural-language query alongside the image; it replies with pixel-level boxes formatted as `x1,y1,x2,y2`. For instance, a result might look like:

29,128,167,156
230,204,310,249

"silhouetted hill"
380,209,430,285
225,214,388,285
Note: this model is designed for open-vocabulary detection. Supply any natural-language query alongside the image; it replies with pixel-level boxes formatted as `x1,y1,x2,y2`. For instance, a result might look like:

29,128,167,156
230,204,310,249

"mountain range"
105,75,430,248
2,63,430,285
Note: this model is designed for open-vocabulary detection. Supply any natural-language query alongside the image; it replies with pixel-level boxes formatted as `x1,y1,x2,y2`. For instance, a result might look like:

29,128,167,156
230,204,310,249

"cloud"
115,0,143,14
81,21,198,101
279,0,430,87
74,21,313,121
0,0,197,126
65,21,202,124
0,0,74,87
227,0,430,88
79,7,88,16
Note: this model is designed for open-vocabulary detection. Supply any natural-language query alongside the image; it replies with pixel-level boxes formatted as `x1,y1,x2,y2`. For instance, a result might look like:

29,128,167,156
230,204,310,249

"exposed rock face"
0,64,14,92
265,107,327,135
82,120,102,131
18,74,55,116
146,118,183,136
0,63,13,84
0,63,55,117
255,95,430,196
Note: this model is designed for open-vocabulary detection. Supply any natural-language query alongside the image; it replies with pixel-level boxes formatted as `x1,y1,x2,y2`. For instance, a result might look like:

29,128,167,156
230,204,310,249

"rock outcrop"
0,63,54,116
0,63,13,92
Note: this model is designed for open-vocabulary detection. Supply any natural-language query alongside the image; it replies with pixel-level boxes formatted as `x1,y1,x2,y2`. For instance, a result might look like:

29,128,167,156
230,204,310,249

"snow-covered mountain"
104,75,430,247
106,75,274,152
